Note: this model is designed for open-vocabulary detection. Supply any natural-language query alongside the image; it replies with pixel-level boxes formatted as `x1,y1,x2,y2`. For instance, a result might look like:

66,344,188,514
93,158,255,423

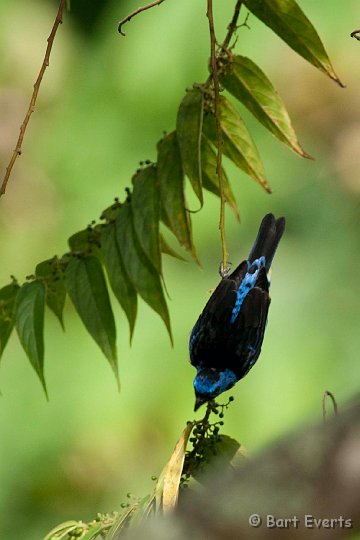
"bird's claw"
219,261,232,278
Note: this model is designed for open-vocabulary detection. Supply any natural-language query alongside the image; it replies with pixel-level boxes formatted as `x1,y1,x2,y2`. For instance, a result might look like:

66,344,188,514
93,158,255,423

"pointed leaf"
176,88,204,204
15,281,47,395
157,132,196,259
68,229,91,252
243,0,342,85
65,255,118,384
162,422,193,512
201,136,239,221
221,55,309,157
115,202,172,344
0,282,19,359
203,96,270,192
100,223,137,342
160,235,186,262
36,258,66,329
131,166,161,273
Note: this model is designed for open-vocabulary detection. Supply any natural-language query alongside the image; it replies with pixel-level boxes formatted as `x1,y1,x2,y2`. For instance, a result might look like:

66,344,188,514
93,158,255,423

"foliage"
42,399,247,540
0,0,341,395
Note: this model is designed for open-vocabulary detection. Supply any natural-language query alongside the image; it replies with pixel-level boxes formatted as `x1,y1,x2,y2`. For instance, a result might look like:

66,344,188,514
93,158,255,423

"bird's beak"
194,395,206,412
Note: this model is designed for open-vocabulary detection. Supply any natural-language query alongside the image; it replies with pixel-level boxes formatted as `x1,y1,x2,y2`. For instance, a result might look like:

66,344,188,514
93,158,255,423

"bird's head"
193,368,237,411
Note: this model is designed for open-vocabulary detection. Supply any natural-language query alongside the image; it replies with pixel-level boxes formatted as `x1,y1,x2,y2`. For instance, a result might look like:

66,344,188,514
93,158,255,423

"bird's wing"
229,285,271,378
189,277,238,366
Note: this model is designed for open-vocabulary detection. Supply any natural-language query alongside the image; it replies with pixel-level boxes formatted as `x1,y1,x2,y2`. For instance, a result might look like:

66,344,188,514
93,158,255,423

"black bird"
189,213,285,411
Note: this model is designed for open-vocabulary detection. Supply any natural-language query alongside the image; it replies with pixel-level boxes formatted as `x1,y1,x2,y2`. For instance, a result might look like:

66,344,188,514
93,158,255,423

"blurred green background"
0,0,359,538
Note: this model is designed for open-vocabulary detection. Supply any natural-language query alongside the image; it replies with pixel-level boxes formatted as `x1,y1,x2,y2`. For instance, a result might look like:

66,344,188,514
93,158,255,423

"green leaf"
42,520,80,540
68,229,92,253
115,202,172,344
0,282,19,359
176,88,204,204
203,96,270,193
131,165,161,273
201,136,240,221
65,255,118,385
80,522,111,540
220,55,309,158
100,223,137,343
160,235,186,262
106,501,141,540
36,258,66,330
157,132,196,260
15,281,47,396
243,0,343,86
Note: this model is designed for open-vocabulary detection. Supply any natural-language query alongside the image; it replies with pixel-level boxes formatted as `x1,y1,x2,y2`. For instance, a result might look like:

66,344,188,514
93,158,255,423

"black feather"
189,213,285,410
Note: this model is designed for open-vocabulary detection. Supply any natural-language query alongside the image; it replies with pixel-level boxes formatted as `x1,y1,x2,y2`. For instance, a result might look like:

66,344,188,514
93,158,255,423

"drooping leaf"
36,258,66,329
65,255,118,385
100,223,137,342
157,132,196,259
161,422,194,513
176,88,204,205
68,229,92,252
100,201,122,223
243,0,343,86
0,282,19,359
131,165,161,273
220,55,309,158
160,235,186,262
203,96,270,192
115,201,172,344
201,136,239,221
15,281,47,396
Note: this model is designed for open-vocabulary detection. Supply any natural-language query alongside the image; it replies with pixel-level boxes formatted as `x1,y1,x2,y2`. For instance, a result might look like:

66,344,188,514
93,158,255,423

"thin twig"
118,0,166,36
0,0,66,197
322,390,338,422
221,0,243,50
350,29,360,41
207,0,228,276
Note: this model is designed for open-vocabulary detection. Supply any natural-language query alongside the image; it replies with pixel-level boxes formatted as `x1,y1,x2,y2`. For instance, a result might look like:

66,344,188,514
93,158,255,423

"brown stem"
221,0,243,50
322,390,338,422
118,0,166,36
207,0,228,275
0,0,66,197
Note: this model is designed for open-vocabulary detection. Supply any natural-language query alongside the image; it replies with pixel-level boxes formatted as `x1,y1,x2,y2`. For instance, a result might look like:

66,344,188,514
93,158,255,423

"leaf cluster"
0,0,341,394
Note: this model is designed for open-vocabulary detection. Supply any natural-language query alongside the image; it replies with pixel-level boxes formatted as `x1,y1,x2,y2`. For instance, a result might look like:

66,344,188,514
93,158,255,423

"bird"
189,213,285,411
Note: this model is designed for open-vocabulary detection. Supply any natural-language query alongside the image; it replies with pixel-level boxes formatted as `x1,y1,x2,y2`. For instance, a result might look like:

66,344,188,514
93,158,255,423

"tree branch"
118,0,166,36
221,0,243,50
0,0,66,197
207,0,228,276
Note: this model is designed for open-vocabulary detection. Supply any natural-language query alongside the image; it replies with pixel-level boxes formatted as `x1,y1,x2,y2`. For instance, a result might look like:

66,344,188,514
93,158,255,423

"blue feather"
230,256,265,323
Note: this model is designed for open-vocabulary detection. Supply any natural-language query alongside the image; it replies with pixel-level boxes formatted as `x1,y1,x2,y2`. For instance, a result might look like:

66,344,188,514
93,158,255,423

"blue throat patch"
194,368,238,397
230,256,266,323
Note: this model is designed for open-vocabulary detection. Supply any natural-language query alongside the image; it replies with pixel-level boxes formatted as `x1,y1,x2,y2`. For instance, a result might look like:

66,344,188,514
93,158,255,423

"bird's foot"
219,261,232,278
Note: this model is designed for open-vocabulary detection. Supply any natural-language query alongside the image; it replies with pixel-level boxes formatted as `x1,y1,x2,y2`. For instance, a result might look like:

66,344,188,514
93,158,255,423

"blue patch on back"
230,256,265,323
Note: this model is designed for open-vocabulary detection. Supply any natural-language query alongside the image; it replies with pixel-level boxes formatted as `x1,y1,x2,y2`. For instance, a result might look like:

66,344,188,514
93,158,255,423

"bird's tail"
248,213,285,272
